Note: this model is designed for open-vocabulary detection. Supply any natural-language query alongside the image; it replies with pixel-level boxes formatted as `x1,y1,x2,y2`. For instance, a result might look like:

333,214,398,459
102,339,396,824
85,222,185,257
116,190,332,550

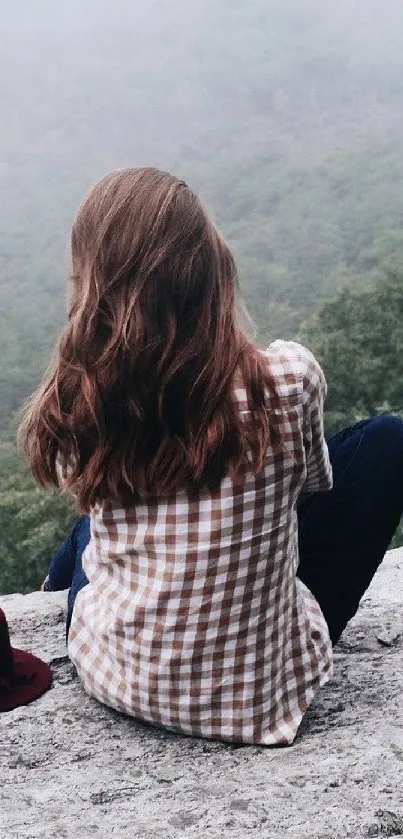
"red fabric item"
0,608,53,712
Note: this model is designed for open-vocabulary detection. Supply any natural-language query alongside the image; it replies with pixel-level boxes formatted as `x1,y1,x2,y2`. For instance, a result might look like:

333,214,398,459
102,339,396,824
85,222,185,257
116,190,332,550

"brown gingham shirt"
68,341,333,745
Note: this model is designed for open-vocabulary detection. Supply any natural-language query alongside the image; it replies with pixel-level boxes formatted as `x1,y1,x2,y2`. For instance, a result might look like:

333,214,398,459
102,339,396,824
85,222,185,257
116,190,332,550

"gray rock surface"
1,549,403,839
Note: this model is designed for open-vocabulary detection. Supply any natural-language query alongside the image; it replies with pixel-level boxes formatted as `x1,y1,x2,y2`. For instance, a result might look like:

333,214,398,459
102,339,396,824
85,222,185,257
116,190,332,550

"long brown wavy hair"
19,168,282,511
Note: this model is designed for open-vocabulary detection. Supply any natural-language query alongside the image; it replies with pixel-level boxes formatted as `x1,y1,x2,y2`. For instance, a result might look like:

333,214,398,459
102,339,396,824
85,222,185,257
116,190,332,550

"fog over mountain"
3,0,403,403
2,0,403,590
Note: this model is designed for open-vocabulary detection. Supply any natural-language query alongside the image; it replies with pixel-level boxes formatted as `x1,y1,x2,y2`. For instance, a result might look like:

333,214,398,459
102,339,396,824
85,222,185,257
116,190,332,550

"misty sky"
2,0,403,285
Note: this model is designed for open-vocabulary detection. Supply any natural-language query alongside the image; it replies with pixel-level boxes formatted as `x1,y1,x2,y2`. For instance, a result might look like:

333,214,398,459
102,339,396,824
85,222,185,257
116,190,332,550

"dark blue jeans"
45,416,403,644
45,514,91,636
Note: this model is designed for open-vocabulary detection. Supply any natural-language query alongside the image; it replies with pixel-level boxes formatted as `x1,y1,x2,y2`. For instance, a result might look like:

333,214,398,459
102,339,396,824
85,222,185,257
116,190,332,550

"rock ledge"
1,550,403,839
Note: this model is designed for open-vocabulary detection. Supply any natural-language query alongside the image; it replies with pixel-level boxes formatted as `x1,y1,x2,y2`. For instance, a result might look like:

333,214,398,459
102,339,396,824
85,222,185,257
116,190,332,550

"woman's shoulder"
261,340,325,400
264,339,319,371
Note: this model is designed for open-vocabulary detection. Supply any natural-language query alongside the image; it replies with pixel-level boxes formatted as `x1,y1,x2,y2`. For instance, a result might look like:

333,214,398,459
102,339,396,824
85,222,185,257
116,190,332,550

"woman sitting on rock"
19,168,403,745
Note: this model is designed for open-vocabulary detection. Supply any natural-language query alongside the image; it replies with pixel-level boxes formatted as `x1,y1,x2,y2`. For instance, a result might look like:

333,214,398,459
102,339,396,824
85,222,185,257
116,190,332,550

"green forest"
2,0,403,593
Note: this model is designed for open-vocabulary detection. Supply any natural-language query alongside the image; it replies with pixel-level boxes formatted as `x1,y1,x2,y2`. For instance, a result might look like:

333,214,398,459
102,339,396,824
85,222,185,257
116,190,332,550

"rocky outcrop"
1,550,403,839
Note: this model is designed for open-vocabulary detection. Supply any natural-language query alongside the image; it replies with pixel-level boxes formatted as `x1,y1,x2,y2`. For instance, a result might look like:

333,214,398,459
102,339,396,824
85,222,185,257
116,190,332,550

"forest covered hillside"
2,0,403,592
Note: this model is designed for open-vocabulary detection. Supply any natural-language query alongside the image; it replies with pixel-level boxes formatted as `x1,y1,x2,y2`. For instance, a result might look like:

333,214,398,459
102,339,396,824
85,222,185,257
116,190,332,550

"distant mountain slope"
2,0,403,413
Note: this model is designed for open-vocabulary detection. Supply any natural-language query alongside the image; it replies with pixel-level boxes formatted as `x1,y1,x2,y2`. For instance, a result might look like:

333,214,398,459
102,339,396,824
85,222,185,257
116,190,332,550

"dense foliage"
2,0,403,592
302,272,403,436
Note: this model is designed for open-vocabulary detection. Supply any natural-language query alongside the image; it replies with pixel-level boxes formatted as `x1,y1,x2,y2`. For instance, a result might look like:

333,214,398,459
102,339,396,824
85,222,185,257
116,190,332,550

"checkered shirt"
68,341,333,745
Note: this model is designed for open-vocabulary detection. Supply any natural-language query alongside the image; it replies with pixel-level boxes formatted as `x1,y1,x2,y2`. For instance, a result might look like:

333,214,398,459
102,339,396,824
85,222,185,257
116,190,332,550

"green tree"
301,272,403,435
0,470,76,595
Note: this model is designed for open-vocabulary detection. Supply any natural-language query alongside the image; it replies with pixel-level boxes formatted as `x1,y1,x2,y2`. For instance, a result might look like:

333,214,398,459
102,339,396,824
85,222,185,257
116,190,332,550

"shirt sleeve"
298,345,333,497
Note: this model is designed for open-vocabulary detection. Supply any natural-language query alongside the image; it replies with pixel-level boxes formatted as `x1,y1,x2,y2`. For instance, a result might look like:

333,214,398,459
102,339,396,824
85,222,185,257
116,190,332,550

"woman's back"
68,340,333,745
20,167,403,745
